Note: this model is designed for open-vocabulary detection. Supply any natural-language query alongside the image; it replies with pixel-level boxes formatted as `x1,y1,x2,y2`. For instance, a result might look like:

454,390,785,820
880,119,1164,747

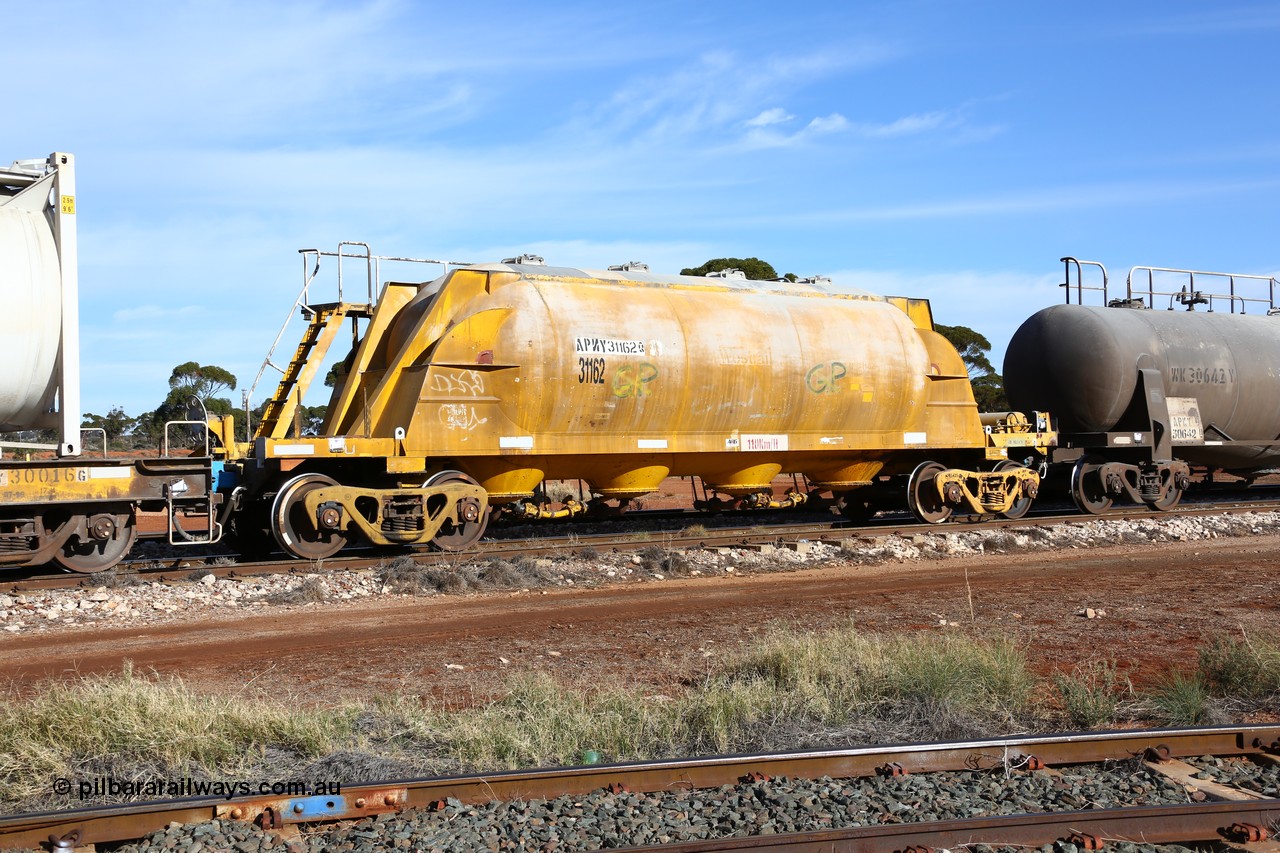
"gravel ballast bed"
5,510,1280,636
110,762,1194,852
1183,754,1280,796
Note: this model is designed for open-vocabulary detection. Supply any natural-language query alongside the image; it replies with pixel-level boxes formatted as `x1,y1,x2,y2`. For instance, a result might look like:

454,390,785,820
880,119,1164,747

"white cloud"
1124,7,1280,36
741,112,852,149
712,176,1280,227
745,108,795,128
110,305,204,323
827,268,1062,367
567,43,896,147
805,114,850,134
852,110,952,138
6,2,708,154
737,101,998,150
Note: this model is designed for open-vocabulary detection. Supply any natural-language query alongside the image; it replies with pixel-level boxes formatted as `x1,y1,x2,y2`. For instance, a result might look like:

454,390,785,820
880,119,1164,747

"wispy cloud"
829,268,1063,363
806,114,850,134
111,305,204,323
737,97,1004,150
718,176,1280,226
741,111,853,148
1122,5,1280,36
851,110,954,138
745,108,795,128
564,44,897,147
6,2,697,150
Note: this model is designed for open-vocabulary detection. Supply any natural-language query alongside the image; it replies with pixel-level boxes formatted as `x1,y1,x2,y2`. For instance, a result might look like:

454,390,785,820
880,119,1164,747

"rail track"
2,725,1277,851
8,492,1280,594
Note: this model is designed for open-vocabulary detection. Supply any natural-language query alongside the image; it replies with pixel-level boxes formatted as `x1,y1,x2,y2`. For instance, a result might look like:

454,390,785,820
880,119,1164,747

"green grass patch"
1140,633,1280,725
1150,671,1213,726
1054,661,1126,730
0,663,358,806
1198,633,1280,700
1,629,1273,813
716,624,1033,718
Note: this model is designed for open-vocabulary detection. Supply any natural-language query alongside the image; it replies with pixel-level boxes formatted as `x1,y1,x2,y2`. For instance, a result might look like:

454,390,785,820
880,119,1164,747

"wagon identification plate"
0,467,92,487
1168,396,1204,444
740,434,788,452
574,336,646,355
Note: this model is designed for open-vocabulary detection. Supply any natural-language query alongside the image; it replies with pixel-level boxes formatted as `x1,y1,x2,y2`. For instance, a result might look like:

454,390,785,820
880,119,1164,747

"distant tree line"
1,359,333,453
681,257,796,281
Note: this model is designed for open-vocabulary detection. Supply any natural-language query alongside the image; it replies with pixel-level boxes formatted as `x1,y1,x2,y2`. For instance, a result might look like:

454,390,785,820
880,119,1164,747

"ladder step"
254,304,352,441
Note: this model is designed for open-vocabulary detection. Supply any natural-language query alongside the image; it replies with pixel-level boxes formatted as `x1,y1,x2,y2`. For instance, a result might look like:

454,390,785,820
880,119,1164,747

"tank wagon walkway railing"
1127,264,1278,314
1061,255,1279,314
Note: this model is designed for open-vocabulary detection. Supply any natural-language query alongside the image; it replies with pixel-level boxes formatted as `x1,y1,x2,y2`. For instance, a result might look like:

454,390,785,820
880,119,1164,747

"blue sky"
8,1,1280,418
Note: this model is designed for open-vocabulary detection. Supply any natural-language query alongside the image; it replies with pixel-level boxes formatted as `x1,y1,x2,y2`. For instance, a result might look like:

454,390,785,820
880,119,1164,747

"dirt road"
2,534,1276,704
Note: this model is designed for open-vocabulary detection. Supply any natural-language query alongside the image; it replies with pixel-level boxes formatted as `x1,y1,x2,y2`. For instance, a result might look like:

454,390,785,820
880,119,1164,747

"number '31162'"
578,357,606,384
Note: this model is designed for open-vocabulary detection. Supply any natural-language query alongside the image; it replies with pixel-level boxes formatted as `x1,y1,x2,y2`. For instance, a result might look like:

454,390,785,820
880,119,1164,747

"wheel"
272,473,348,560
835,491,876,523
907,461,953,524
424,470,489,551
995,460,1033,520
51,508,137,573
1070,456,1112,515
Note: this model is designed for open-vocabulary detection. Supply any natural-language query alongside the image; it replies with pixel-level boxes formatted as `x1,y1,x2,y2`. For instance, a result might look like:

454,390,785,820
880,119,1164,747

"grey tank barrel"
1004,303,1280,470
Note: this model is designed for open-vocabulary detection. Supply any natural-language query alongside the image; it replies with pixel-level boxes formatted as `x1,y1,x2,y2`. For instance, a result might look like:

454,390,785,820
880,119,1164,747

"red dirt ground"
1,533,1277,706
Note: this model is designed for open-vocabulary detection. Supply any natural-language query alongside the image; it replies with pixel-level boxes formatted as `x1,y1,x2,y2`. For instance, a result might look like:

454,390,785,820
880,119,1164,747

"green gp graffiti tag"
613,362,659,398
805,361,847,393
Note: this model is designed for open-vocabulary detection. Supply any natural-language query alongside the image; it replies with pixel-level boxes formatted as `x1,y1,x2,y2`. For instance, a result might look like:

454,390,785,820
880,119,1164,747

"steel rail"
1,726,1276,850
611,800,1280,852
9,493,1280,592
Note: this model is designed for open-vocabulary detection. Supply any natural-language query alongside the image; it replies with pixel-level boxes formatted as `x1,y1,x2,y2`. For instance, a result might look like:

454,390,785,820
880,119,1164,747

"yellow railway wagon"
241,257,1052,559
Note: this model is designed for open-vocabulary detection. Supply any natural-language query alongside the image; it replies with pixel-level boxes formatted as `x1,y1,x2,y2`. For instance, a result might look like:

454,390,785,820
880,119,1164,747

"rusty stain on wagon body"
313,264,990,499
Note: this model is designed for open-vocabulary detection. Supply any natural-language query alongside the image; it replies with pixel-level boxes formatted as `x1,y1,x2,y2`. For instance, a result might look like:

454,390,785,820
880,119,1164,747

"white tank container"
0,153,78,453
0,204,63,430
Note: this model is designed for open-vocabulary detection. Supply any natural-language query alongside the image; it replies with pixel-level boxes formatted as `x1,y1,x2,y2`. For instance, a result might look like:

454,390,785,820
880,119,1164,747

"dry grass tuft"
0,664,355,808
263,576,328,605
3,629,1274,813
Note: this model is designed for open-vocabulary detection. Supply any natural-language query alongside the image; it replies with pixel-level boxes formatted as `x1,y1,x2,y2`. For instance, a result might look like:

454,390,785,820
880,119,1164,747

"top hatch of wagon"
464,260,887,301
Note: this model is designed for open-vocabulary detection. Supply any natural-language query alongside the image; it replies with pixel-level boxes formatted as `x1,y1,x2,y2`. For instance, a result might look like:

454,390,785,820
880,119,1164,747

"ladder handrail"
1126,265,1279,314
336,241,373,304
244,243,470,440
1060,257,1109,304
247,251,327,408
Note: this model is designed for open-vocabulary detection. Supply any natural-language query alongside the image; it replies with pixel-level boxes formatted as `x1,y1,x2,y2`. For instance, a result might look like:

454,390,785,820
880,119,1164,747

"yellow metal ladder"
246,242,461,443
253,303,363,440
